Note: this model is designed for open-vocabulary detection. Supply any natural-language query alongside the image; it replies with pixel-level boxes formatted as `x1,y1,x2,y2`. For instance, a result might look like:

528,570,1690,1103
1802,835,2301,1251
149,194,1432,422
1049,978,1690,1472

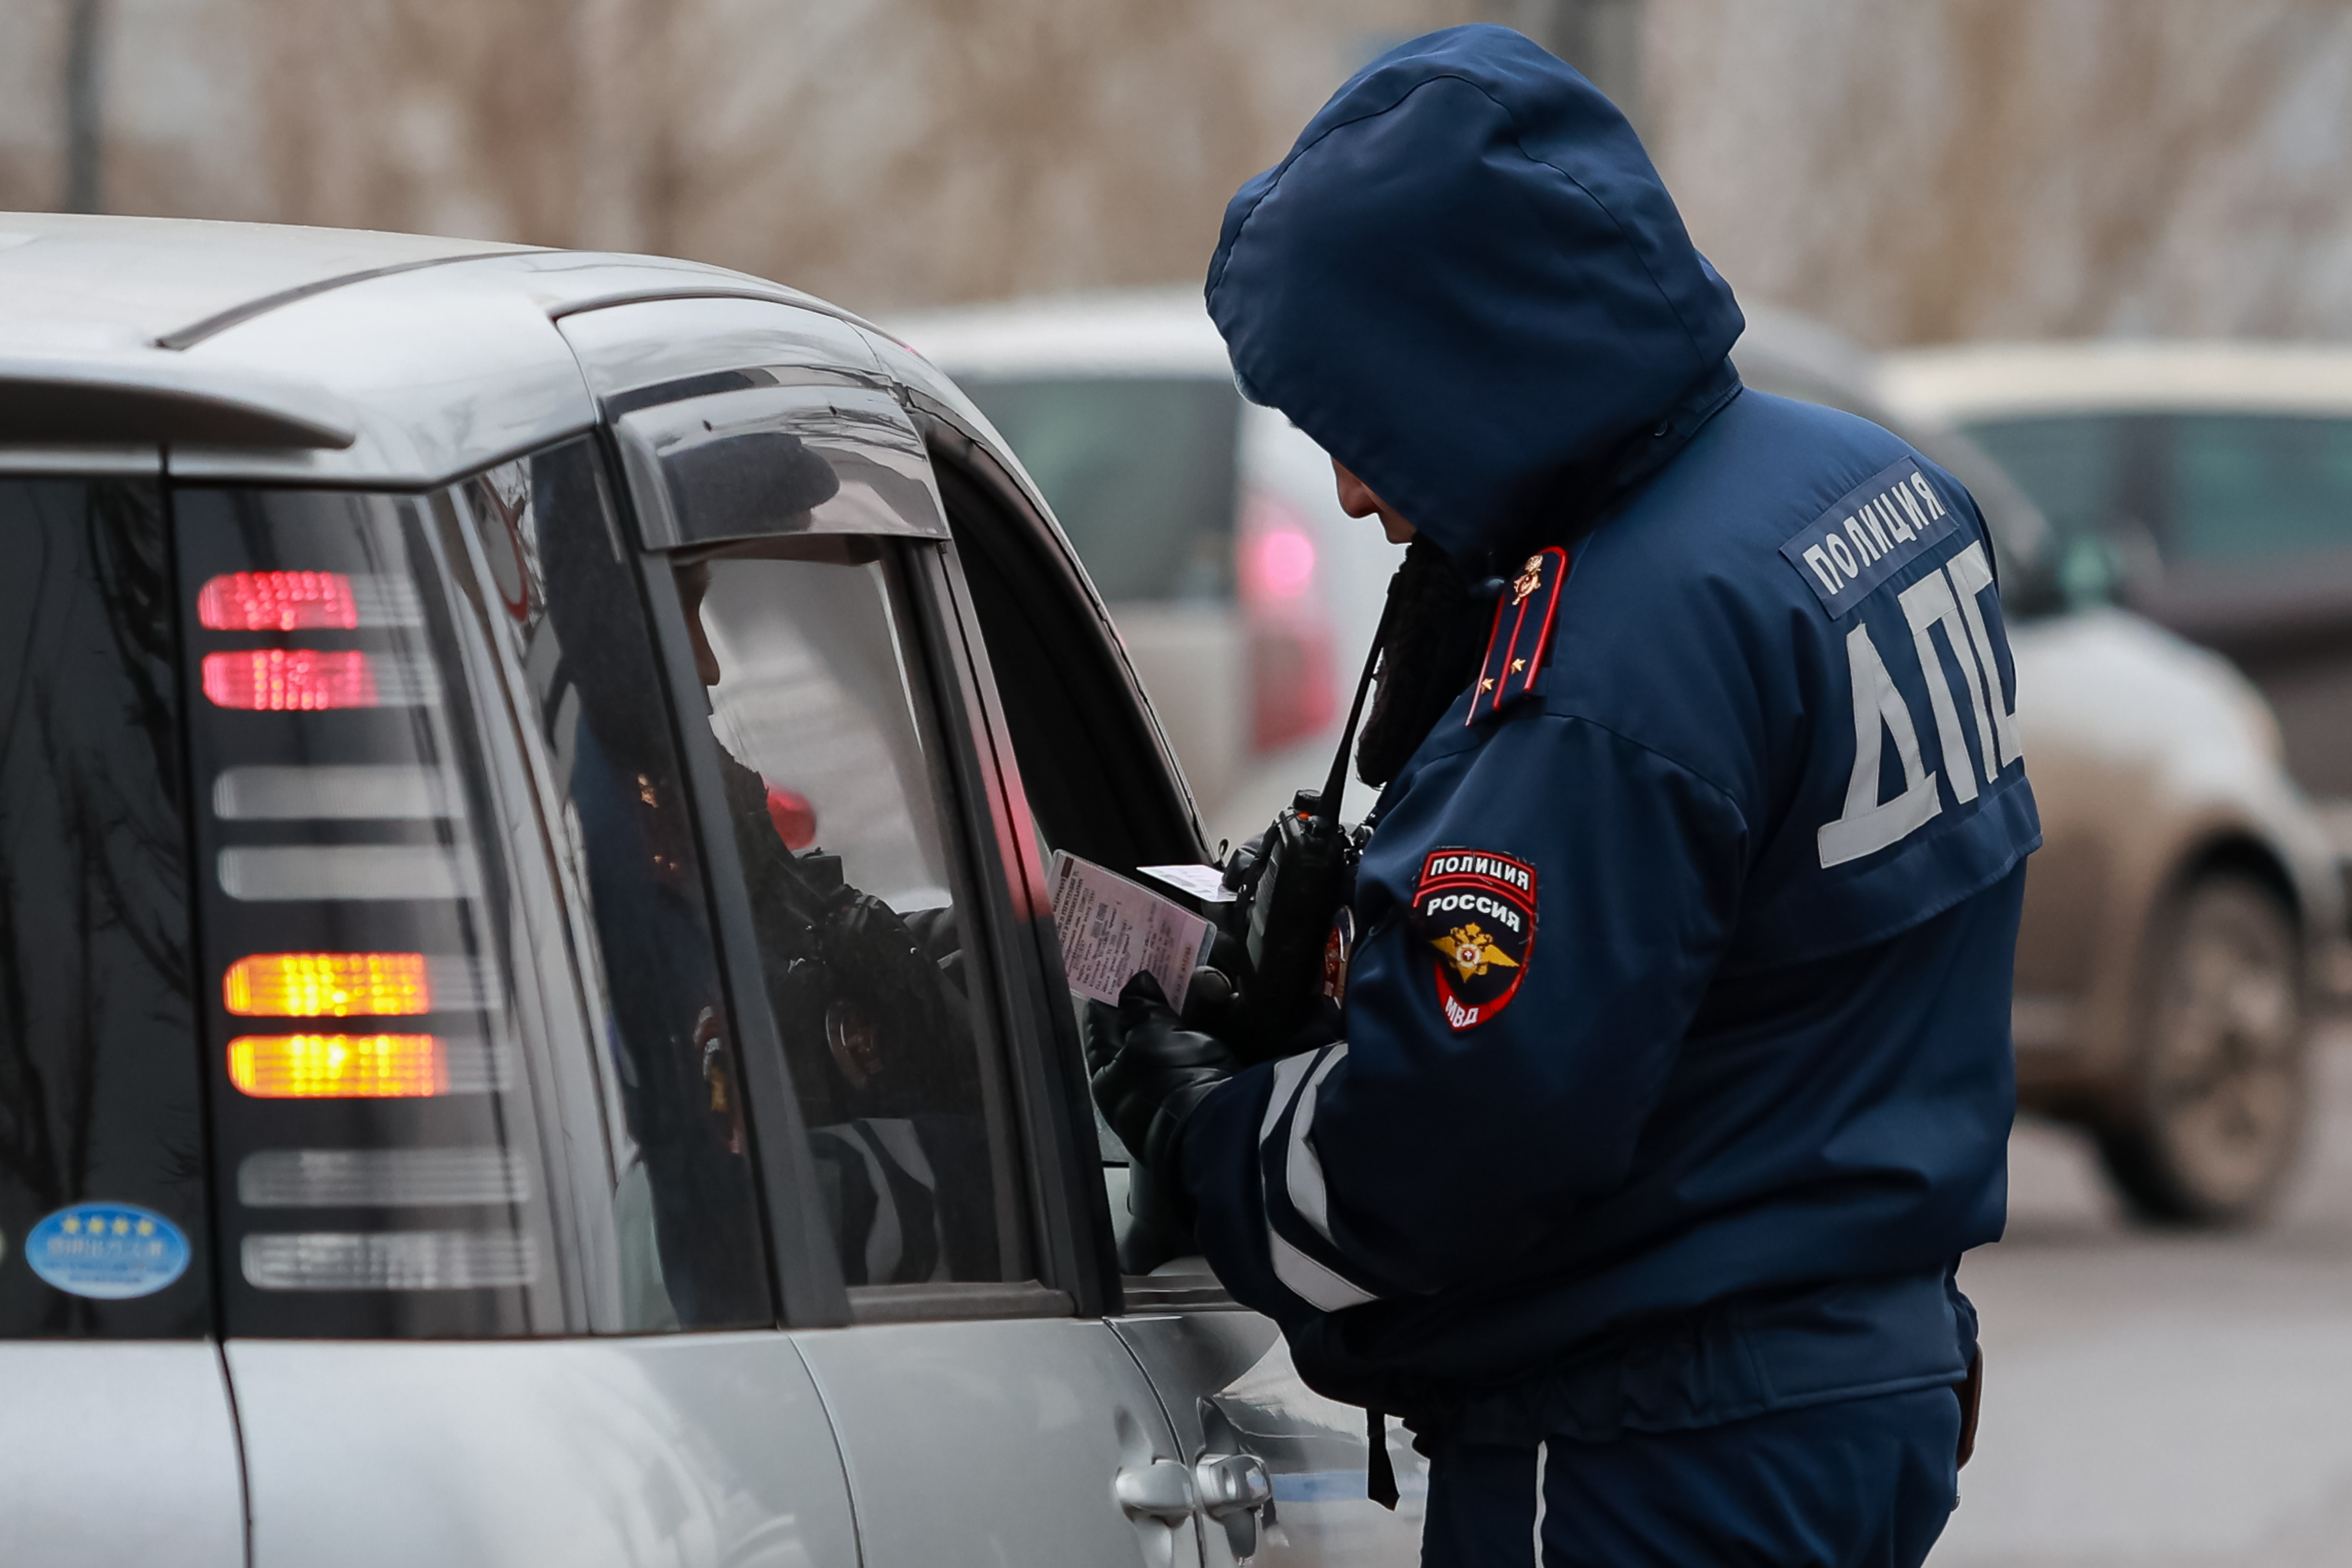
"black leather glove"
1085,970,1239,1183
817,890,948,1039
1178,947,1250,1044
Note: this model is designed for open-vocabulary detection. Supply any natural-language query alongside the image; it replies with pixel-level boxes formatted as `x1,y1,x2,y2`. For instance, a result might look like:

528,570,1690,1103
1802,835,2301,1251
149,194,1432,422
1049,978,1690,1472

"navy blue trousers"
1419,1388,1961,1567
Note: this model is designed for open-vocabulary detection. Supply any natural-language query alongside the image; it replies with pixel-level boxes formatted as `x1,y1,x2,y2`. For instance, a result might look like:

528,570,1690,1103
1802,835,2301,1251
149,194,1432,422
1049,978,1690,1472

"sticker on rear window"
1779,457,1960,615
27,1203,190,1299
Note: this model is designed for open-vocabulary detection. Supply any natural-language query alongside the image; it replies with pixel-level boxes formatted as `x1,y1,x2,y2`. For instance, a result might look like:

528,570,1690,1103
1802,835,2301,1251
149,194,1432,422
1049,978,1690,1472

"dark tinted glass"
669,539,1032,1293
2168,414,2352,564
959,376,1240,603
469,442,772,1330
0,477,209,1337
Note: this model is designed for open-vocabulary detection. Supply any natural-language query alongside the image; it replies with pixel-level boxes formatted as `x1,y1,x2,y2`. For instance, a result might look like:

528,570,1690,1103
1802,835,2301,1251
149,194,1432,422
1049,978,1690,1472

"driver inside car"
677,554,1001,1286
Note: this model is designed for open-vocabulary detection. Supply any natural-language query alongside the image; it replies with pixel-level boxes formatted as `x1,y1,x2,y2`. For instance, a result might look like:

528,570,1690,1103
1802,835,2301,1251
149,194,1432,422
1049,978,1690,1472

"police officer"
1086,25,2034,1568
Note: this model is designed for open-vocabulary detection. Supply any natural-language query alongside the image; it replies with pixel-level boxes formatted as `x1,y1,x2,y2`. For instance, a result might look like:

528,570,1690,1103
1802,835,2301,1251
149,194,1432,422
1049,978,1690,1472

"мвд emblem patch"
1408,847,1536,1031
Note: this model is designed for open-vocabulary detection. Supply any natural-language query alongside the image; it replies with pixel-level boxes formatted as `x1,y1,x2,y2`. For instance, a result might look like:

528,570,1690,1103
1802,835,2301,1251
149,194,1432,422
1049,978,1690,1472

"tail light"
227,1034,452,1099
1237,488,1337,751
179,490,547,1331
238,1148,530,1209
201,648,437,711
195,570,423,631
212,764,459,822
1246,526,1318,600
241,1231,535,1292
225,952,432,1017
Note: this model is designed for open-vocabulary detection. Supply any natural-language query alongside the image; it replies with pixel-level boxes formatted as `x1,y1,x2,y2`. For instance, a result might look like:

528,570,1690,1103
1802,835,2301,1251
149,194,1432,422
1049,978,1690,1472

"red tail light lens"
1247,528,1317,599
228,1034,446,1099
1238,489,1337,751
198,571,360,631
202,649,377,711
1248,622,1338,751
225,952,432,1018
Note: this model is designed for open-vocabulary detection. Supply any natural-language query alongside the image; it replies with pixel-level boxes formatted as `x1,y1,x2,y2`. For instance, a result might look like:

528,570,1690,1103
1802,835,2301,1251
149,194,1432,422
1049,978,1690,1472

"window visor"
615,383,950,551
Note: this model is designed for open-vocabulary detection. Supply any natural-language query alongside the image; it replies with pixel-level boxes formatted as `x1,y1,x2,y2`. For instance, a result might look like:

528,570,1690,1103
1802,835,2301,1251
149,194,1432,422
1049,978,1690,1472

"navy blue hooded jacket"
1182,26,2037,1440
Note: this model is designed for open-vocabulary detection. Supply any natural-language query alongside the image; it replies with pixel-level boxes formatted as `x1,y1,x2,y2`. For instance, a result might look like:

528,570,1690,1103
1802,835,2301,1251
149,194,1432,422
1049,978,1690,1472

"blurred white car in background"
892,290,1401,846
901,291,2349,1227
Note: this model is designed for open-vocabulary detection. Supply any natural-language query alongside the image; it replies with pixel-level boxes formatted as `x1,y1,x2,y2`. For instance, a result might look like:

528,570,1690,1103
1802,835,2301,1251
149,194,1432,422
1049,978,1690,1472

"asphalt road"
1932,1024,2352,1567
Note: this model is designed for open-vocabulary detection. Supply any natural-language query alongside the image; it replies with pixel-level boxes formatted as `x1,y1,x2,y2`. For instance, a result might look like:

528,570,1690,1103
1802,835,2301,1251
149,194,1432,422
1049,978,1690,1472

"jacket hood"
1205,25,1743,564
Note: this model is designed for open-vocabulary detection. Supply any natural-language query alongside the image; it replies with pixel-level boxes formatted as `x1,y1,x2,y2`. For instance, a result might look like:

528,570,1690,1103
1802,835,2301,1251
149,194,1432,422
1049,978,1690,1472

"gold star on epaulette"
1510,657,1526,674
1478,677,1496,693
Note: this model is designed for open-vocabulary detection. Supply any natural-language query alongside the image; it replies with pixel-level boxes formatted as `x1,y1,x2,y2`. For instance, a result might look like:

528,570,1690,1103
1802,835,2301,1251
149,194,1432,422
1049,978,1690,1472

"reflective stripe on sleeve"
1285,1044,1351,1245
1257,1044,1382,1312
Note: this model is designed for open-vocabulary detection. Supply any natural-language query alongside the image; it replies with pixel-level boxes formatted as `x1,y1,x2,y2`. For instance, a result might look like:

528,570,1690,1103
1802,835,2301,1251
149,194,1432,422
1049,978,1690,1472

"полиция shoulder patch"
1409,847,1536,1031
1779,457,1959,617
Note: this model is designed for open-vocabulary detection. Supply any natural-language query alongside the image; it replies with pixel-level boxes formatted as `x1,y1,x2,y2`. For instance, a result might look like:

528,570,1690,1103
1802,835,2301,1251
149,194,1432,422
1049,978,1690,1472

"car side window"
1962,413,2141,604
929,456,1201,872
927,441,1221,1286
454,440,774,1333
2168,413,2352,566
664,537,1033,1293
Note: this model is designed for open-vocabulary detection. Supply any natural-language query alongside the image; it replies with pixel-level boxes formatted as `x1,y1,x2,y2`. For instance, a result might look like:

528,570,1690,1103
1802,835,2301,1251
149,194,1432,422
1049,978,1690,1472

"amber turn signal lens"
228,1034,446,1098
224,952,432,1018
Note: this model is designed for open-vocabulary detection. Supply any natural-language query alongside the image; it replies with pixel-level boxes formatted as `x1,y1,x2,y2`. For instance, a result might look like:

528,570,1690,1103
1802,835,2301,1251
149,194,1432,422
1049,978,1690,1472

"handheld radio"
1222,599,1392,1057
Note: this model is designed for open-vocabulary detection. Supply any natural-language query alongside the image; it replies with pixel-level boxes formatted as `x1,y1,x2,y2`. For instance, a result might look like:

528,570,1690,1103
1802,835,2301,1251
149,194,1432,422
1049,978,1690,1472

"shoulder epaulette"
1466,544,1569,724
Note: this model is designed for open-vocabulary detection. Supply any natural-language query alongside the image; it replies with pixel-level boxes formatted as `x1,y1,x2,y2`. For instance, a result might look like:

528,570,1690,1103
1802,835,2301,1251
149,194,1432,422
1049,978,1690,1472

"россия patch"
1408,847,1536,1031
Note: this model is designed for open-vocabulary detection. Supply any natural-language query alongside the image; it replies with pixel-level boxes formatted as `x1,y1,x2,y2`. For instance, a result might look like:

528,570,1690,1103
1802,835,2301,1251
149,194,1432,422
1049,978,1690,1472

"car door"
179,442,860,1567
907,397,1433,1566
567,295,1200,1568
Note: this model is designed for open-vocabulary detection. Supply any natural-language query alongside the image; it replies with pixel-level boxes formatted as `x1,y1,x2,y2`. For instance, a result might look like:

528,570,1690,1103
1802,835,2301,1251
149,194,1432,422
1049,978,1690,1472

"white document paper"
1049,851,1217,1011
1137,862,1238,903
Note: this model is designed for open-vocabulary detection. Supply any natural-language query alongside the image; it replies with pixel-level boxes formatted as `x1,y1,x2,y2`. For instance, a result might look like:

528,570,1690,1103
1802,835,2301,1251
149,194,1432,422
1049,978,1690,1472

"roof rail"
153,250,520,350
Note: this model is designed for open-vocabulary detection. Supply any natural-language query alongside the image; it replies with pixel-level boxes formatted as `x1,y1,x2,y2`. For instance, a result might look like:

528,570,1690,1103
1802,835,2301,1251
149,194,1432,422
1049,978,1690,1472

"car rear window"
957,376,1241,604
0,476,211,1336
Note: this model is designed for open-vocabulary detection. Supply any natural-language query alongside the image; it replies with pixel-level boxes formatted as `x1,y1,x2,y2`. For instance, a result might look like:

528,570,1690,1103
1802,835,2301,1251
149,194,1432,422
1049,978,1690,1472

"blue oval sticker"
28,1203,189,1299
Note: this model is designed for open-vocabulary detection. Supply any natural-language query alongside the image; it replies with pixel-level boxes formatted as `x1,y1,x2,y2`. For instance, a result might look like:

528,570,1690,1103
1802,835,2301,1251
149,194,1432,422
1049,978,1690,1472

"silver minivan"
0,214,1421,1566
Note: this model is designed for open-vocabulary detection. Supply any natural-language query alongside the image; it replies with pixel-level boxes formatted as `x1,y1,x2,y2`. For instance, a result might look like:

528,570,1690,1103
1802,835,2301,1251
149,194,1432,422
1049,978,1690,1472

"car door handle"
1192,1452,1272,1519
1114,1457,1198,1522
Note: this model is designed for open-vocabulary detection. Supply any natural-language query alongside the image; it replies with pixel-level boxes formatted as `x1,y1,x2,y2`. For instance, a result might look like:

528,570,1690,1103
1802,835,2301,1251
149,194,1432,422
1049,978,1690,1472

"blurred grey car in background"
1882,343,2352,805
906,290,2349,1228
1752,316,2348,1223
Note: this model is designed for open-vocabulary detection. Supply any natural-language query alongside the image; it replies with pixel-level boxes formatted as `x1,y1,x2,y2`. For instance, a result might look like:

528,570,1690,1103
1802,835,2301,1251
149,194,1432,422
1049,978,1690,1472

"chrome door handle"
1115,1457,1198,1522
1192,1452,1272,1519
